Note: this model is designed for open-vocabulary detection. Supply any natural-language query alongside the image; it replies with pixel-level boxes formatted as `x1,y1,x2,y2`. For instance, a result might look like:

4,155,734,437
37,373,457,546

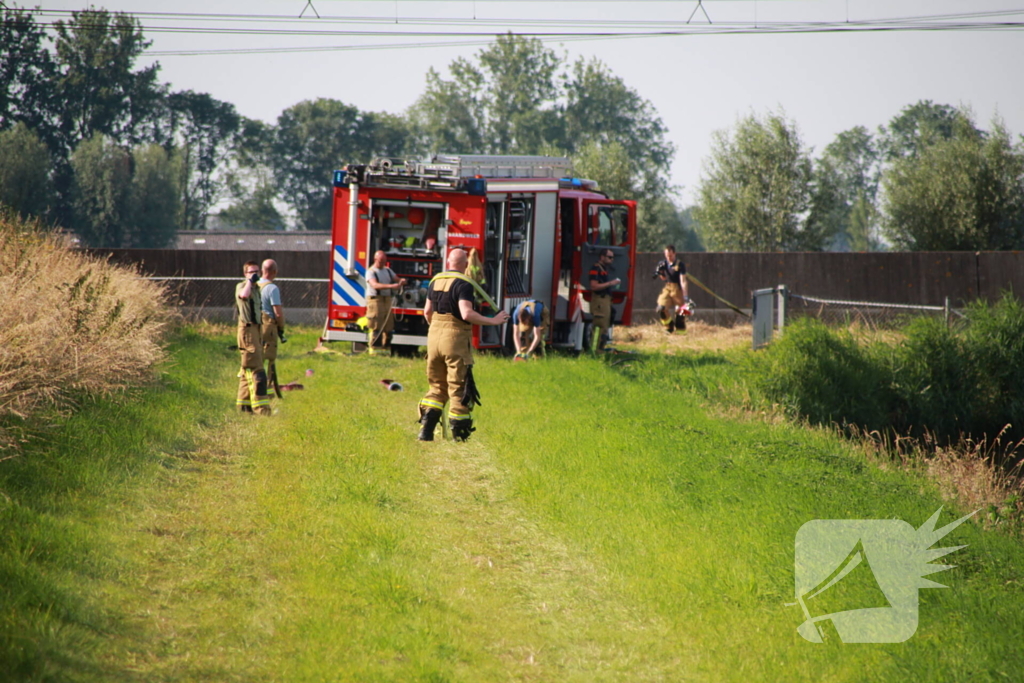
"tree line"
2,5,1023,252
696,104,1024,252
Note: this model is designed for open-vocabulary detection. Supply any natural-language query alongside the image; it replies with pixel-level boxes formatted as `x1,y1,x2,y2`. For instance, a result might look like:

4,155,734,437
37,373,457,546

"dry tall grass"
0,211,170,452
614,321,753,353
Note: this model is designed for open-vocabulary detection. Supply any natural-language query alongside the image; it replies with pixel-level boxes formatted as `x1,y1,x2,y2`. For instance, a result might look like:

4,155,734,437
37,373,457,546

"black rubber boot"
417,409,443,441
451,419,475,443
675,313,686,332
658,306,674,333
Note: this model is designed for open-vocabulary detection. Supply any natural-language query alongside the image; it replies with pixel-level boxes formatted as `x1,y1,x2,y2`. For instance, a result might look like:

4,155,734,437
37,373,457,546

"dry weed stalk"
853,424,1024,534
0,213,170,452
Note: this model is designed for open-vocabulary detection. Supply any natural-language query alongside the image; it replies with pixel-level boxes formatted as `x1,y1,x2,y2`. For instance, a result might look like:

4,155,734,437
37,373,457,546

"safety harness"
428,271,498,312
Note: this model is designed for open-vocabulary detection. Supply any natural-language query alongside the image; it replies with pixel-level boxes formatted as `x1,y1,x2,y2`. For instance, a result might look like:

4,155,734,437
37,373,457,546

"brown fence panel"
633,251,1020,324
86,248,332,279
84,248,1024,326
977,251,1024,302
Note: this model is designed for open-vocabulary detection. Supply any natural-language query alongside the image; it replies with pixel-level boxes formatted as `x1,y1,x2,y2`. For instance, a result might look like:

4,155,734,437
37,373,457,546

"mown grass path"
2,326,1022,682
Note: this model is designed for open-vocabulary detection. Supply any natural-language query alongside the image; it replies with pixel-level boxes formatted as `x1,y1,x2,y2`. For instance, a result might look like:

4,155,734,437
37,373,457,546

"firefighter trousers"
366,296,394,348
420,314,473,420
657,282,684,313
261,312,279,361
237,323,271,415
591,294,612,349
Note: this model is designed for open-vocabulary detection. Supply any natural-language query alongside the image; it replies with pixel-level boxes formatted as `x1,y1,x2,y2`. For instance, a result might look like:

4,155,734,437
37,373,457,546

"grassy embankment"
2,322,1023,682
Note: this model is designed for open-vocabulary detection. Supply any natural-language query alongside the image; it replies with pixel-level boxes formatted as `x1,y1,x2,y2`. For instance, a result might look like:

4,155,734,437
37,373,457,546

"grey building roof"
175,231,332,251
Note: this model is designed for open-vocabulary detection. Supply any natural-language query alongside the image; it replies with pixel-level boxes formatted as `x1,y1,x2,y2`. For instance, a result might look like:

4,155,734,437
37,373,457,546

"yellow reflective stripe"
244,369,259,405
429,271,497,309
252,398,272,407
448,413,472,421
236,400,251,406
420,399,445,410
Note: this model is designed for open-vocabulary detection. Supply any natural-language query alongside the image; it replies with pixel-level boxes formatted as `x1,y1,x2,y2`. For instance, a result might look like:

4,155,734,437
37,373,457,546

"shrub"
0,210,170,452
885,316,978,442
751,318,887,431
753,297,1024,456
961,294,1024,444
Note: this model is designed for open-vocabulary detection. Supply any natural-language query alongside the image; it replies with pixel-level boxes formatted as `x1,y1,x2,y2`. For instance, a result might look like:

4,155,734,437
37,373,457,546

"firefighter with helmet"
656,245,690,333
418,248,510,442
236,260,272,415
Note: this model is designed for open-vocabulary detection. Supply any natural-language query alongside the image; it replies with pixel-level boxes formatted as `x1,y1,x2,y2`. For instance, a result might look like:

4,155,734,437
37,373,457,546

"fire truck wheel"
581,322,594,352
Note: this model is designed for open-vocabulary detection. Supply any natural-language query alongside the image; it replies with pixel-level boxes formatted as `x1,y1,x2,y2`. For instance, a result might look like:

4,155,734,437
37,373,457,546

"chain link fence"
788,293,964,329
149,277,330,325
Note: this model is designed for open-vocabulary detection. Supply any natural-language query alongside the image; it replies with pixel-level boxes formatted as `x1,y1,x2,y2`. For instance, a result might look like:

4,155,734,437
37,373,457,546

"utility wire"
28,6,1024,28
18,5,1024,57
24,19,1024,37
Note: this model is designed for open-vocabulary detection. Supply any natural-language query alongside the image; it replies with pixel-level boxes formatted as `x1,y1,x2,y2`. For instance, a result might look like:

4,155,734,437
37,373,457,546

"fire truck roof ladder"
367,155,573,183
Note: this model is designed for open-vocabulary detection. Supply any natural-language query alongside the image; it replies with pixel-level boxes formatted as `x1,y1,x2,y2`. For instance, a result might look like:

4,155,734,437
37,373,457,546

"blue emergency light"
466,177,487,196
333,169,347,187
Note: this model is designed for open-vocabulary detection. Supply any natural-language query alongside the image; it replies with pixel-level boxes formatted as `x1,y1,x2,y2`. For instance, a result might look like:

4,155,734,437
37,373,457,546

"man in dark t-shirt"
417,248,509,442
656,245,690,333
588,249,621,352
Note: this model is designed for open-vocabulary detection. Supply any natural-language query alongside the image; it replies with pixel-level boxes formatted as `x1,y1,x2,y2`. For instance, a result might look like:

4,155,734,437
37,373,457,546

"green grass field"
2,325,1022,681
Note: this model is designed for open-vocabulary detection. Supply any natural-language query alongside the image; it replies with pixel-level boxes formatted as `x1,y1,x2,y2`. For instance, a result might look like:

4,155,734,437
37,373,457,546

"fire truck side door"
581,201,632,294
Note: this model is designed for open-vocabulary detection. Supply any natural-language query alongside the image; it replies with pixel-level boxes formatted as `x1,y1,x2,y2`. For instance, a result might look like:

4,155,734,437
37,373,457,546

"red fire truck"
321,155,636,351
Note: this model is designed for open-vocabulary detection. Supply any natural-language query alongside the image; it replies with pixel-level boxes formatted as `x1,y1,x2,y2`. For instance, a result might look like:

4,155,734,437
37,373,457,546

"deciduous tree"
127,143,180,247
166,90,240,230
879,100,961,161
0,6,56,143
0,122,54,219
270,98,409,231
882,113,1024,250
51,9,164,151
219,117,283,231
70,134,133,247
694,111,820,251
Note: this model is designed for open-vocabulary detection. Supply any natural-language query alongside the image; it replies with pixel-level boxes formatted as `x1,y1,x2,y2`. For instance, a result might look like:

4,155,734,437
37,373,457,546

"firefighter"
236,261,271,415
512,299,549,359
588,249,621,352
258,259,286,394
418,248,510,442
365,250,406,356
655,245,690,333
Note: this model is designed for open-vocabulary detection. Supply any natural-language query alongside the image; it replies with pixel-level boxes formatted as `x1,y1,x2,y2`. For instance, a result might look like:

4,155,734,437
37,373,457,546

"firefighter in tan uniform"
235,261,272,415
418,248,510,442
258,259,286,393
656,245,690,333
588,249,621,352
365,250,406,356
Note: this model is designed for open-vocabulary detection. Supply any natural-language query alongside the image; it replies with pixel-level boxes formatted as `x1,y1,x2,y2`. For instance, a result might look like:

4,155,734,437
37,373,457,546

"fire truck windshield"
588,204,630,246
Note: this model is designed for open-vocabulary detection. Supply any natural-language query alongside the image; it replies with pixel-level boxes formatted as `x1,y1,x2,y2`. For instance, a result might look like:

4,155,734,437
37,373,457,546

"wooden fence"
87,248,1024,326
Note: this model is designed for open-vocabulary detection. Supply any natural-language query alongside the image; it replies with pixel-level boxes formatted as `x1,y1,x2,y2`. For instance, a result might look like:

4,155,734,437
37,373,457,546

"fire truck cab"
322,154,636,352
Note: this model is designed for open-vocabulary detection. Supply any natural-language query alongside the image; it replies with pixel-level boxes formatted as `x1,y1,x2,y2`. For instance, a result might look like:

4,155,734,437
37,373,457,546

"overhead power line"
17,5,1024,57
